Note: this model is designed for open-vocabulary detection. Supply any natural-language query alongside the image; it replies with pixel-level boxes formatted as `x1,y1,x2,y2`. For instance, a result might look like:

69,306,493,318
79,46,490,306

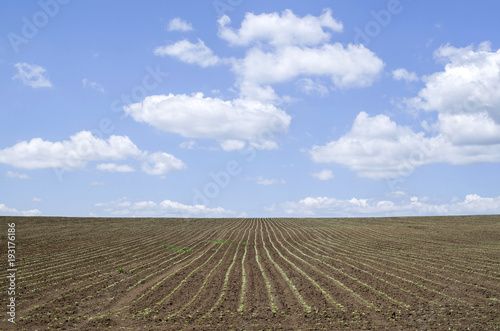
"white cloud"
5,171,30,179
154,39,221,67
220,139,246,151
154,9,382,105
0,131,142,169
309,112,500,179
131,201,157,209
32,197,42,203
310,43,500,179
408,42,500,159
124,93,291,150
408,42,500,124
234,43,384,100
82,78,105,93
310,111,500,179
392,68,419,82
0,131,185,176
387,190,408,198
0,203,41,216
24,209,42,216
167,17,194,32
217,9,343,47
94,197,237,217
95,197,130,208
155,9,381,103
216,9,383,101
453,194,500,214
309,112,436,179
281,194,500,217
96,163,135,173
297,78,329,96
249,140,279,150
141,152,186,176
438,112,500,145
159,200,236,216
282,196,372,216
311,169,334,180
90,181,104,186
13,63,52,88
250,176,286,185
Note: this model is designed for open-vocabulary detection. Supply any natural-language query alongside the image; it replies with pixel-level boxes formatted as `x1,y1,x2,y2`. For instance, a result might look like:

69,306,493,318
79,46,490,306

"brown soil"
1,216,499,330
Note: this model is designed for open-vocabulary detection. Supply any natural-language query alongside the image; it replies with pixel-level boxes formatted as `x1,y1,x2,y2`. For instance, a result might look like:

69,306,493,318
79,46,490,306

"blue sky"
1,0,500,217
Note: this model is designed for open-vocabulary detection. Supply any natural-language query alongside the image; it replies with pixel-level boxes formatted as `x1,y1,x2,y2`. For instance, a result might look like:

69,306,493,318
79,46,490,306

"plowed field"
1,216,499,330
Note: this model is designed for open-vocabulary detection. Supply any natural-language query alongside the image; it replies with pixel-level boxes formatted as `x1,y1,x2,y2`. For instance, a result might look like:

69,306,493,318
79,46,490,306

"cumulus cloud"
454,194,500,214
167,17,194,32
310,111,500,179
217,9,343,47
13,63,52,88
0,131,141,169
310,42,500,179
159,200,236,216
438,112,500,145
311,169,334,180
234,43,384,100
309,112,437,179
282,196,371,216
392,68,419,82
94,197,237,217
281,194,500,217
405,42,500,141
409,42,500,120
0,203,41,216
96,163,135,173
154,39,221,67
124,92,291,151
141,152,187,175
0,131,185,176
154,9,383,103
216,9,383,101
